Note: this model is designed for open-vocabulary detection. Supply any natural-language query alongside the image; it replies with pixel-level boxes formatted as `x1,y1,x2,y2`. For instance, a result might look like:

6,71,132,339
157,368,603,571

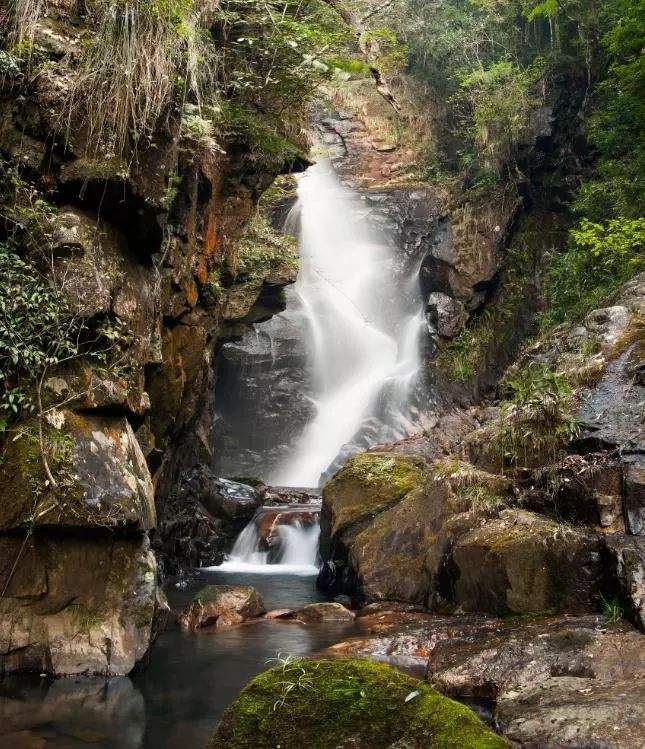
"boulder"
426,292,468,339
0,534,157,676
178,585,265,630
348,480,450,604
289,603,355,623
211,659,510,748
448,509,602,615
320,452,426,557
0,411,156,532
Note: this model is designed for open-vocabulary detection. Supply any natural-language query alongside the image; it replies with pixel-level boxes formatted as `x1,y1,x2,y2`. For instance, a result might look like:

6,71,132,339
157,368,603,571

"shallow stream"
0,570,356,749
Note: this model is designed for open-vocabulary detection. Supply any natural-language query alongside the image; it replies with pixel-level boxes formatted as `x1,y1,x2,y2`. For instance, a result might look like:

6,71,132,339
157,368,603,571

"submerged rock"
178,585,265,630
210,659,510,748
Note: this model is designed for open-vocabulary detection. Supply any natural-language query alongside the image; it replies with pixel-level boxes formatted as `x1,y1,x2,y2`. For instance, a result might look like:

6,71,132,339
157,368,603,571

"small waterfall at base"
215,506,321,576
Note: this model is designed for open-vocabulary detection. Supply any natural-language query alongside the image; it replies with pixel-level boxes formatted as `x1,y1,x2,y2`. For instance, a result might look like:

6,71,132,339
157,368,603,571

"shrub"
492,363,580,468
0,242,79,429
541,217,645,327
66,0,214,158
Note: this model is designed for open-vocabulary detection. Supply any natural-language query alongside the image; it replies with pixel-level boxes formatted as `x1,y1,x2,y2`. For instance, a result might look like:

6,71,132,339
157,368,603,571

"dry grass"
63,0,219,159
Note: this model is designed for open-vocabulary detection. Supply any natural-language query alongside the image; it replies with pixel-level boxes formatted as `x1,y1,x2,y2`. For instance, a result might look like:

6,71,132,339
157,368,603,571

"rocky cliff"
0,1,302,675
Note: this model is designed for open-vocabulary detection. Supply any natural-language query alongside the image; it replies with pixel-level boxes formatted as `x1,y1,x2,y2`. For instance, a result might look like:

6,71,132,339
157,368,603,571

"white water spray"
269,160,427,487
215,507,321,575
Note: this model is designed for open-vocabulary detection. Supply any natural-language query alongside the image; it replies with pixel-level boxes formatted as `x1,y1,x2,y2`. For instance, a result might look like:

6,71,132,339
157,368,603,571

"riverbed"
0,569,357,749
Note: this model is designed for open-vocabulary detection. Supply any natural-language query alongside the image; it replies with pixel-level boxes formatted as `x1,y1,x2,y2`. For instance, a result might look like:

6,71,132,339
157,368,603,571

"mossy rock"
211,659,510,748
321,452,426,552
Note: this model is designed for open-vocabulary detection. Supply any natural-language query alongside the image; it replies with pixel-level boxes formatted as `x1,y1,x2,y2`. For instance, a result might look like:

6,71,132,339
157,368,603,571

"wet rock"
498,676,645,749
289,603,355,623
0,534,157,676
194,475,262,523
211,659,510,748
0,411,155,532
213,301,315,480
604,535,645,630
426,292,468,339
323,611,485,672
178,585,265,630
447,509,602,615
422,613,645,748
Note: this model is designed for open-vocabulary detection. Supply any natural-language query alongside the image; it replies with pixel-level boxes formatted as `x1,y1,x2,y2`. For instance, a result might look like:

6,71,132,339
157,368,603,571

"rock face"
178,585,265,630
0,534,156,676
211,659,510,748
0,411,155,532
0,0,303,674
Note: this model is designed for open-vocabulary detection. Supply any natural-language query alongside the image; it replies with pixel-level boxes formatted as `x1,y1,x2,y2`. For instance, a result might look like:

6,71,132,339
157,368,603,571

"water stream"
217,505,321,574
270,159,427,486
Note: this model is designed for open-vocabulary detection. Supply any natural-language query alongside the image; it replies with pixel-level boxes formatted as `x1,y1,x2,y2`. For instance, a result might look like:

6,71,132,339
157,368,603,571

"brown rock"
0,534,157,676
291,603,355,623
178,585,265,630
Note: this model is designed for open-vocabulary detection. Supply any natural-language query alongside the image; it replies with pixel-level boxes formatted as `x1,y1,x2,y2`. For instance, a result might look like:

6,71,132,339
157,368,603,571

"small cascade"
216,504,321,575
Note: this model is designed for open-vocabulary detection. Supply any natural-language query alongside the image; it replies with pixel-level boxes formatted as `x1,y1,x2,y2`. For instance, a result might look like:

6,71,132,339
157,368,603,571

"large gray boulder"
0,534,157,676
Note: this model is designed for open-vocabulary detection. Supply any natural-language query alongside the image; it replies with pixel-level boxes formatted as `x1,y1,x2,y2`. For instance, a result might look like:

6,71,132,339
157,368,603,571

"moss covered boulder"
0,410,155,532
450,509,602,615
211,659,509,748
320,452,426,557
348,479,452,604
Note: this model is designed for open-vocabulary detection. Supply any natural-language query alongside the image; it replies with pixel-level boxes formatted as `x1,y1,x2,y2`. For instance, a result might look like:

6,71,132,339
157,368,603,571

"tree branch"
320,0,401,112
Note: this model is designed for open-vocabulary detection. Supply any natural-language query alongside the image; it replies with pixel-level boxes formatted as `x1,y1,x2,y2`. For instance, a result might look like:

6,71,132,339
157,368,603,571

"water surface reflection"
0,570,355,749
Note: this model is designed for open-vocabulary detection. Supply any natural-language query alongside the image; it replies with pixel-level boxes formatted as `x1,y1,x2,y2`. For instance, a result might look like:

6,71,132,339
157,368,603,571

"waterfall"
215,506,321,575
269,159,428,487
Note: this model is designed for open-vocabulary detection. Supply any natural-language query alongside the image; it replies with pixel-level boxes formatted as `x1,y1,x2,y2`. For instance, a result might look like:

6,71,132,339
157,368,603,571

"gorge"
0,1,644,748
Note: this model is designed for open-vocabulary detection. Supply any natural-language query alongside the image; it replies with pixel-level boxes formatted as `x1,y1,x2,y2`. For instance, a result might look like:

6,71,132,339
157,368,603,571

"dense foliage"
379,0,644,325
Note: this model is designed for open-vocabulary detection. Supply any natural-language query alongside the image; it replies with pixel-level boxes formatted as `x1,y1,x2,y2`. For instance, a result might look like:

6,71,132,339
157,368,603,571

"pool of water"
0,569,357,749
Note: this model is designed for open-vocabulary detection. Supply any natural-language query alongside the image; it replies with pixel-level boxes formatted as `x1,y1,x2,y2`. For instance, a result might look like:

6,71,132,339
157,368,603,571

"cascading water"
216,157,430,573
216,506,321,575
269,159,428,486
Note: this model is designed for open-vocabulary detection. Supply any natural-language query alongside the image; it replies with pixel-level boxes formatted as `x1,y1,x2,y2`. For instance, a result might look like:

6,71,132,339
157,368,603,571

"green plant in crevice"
492,363,580,469
599,593,625,624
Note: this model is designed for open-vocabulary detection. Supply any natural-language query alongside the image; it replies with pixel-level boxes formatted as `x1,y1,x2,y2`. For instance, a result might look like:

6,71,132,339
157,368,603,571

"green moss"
211,659,509,748
340,452,425,496
235,212,298,282
324,452,426,537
